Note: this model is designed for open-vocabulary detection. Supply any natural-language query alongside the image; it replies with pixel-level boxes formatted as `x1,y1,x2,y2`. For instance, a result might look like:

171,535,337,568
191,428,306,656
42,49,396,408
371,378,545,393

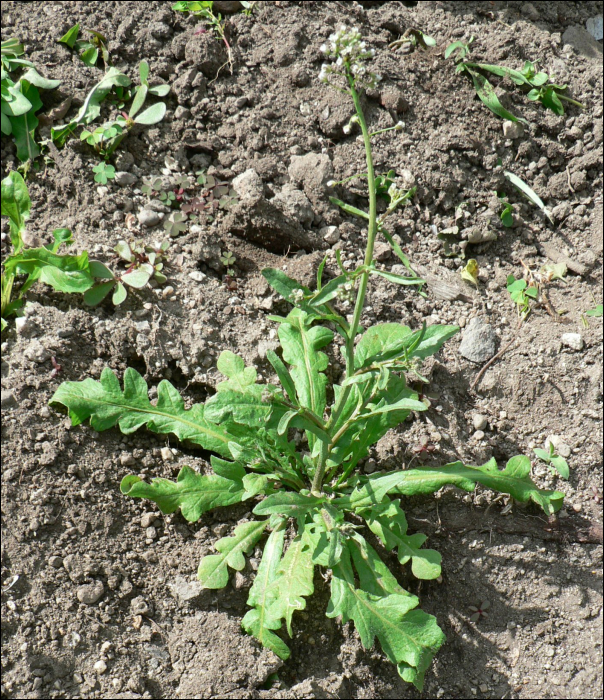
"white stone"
561,333,584,351
503,121,524,139
320,225,340,245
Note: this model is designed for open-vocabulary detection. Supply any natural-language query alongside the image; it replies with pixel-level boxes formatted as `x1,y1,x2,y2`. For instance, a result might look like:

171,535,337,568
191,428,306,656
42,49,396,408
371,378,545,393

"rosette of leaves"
142,174,194,207
1,38,61,162
51,271,563,688
83,239,170,307
181,171,239,220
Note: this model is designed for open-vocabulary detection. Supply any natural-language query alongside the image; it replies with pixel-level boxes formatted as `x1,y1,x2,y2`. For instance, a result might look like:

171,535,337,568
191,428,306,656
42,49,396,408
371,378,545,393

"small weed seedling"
51,29,564,689
220,250,236,276
445,38,584,122
533,443,569,480
1,172,95,329
586,304,603,318
83,239,170,307
506,273,538,319
1,38,61,163
52,61,169,176
389,28,436,53
58,24,110,68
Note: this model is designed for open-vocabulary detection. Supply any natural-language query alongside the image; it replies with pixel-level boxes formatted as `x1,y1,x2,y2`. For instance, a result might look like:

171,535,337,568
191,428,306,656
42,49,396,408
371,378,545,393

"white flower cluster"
290,288,305,305
336,281,354,305
319,26,381,90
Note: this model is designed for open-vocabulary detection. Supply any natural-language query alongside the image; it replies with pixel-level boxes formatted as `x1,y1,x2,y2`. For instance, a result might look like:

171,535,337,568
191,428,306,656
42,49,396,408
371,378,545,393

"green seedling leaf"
370,269,425,286
5,248,94,294
585,304,603,317
266,350,298,405
121,263,153,288
88,260,115,279
277,308,334,422
540,262,567,281
242,520,291,659
216,350,259,394
139,59,150,84
134,102,166,125
500,203,514,227
533,446,569,480
129,84,148,119
50,367,236,457
198,519,267,589
58,24,80,49
504,171,554,224
1,170,30,252
84,281,115,306
253,492,324,518
120,464,244,521
112,281,127,305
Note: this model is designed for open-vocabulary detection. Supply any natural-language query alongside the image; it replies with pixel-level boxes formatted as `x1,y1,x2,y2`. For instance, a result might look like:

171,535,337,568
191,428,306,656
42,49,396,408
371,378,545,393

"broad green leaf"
347,535,409,596
20,67,61,91
253,492,324,518
120,464,244,522
267,528,315,635
242,472,272,499
262,267,309,303
134,102,166,125
367,392,426,416
2,82,34,117
311,274,349,305
9,80,42,161
50,367,236,457
128,84,148,119
549,455,569,480
121,264,153,288
1,170,30,252
204,390,280,429
504,171,554,224
84,281,115,306
354,323,413,369
88,260,115,279
389,456,564,515
216,350,259,395
407,324,459,360
242,520,290,659
58,24,80,49
80,45,99,67
148,83,171,97
361,500,442,580
198,519,267,589
327,543,445,686
467,62,532,87
112,281,127,305
277,308,333,420
139,60,150,84
6,247,94,293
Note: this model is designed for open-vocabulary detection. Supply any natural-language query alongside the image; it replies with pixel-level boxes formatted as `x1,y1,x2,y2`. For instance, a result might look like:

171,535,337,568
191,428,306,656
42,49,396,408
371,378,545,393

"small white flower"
320,43,327,53
343,124,352,135
326,180,336,187
395,121,405,130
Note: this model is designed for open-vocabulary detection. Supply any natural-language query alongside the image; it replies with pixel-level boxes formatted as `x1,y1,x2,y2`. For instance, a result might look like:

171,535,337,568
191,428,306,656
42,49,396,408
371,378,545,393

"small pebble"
120,453,136,467
48,556,63,569
114,171,137,187
161,447,174,462
473,430,485,441
162,285,175,299
141,513,158,528
137,209,161,228
472,414,488,431
561,333,584,351
93,660,107,674
1,390,18,409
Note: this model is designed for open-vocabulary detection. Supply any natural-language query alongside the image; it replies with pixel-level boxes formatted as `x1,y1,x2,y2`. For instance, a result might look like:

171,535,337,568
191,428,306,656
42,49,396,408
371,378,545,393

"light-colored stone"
472,414,488,431
320,225,340,245
458,317,497,363
561,333,584,351
168,575,203,603
137,209,162,227
271,184,314,227
232,168,264,202
545,435,572,458
1,390,18,409
94,660,107,674
188,270,207,282
161,447,174,462
503,121,524,139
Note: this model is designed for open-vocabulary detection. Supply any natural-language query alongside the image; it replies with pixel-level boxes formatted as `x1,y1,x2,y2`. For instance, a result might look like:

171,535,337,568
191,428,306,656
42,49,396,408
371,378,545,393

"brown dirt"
1,2,602,699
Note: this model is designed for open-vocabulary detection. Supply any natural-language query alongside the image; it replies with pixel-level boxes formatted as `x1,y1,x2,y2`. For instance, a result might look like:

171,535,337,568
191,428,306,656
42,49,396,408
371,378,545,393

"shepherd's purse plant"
50,27,564,689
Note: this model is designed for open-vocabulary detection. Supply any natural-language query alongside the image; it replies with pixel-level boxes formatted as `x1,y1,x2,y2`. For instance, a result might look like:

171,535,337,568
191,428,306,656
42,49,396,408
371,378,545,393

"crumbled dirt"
1,2,602,699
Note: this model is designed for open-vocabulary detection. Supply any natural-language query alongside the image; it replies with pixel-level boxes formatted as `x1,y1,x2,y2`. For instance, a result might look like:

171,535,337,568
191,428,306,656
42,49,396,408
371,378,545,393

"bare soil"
1,2,602,699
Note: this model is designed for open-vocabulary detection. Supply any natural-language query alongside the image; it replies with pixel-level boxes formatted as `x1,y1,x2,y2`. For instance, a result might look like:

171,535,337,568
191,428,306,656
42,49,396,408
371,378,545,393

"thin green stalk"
311,75,378,495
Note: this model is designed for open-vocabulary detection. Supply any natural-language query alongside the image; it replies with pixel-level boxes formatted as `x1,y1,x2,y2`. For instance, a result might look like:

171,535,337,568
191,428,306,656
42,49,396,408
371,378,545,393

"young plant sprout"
51,29,565,689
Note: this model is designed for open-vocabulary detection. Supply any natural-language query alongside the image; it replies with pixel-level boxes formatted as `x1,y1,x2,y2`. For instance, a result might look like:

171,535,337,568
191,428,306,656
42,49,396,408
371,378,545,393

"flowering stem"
311,74,377,496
